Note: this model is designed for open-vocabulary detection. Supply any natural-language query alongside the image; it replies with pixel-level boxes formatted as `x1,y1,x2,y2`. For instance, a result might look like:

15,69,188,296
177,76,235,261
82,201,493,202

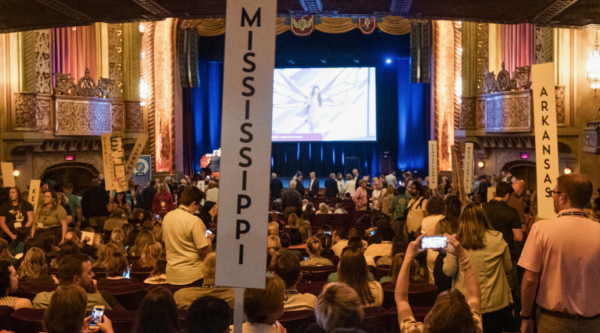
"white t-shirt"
332,239,349,256
163,208,209,285
406,197,428,233
206,188,219,202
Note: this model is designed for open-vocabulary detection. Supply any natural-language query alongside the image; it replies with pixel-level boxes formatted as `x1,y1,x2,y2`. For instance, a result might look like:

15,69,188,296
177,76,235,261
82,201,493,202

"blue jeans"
537,309,600,333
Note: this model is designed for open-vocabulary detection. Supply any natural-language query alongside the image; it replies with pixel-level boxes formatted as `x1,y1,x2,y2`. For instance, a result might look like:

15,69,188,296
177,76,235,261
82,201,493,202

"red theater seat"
130,267,154,281
10,308,45,333
23,283,58,301
279,310,315,332
98,284,146,310
297,281,326,296
382,283,438,308
0,306,15,331
321,255,339,267
100,310,138,333
300,266,336,283
362,306,389,330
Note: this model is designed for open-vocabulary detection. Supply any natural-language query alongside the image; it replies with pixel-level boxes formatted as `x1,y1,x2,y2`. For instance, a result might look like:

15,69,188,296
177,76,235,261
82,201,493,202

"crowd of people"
0,170,599,333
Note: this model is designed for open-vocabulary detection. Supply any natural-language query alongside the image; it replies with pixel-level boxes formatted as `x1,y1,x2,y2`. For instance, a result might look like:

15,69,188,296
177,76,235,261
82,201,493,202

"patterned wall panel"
108,24,123,99
476,23,489,95
36,95,52,130
55,96,112,136
35,30,52,94
125,101,143,132
14,93,37,129
111,101,124,132
153,19,174,173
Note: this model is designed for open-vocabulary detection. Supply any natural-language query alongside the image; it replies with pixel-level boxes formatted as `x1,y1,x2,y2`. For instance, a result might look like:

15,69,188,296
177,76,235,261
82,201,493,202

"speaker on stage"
345,157,361,176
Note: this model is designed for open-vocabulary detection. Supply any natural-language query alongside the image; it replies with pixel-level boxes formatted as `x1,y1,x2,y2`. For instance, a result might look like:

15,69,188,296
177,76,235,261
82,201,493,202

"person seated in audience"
41,232,58,260
396,234,483,333
327,244,376,282
64,230,96,256
50,240,81,268
297,223,312,244
348,228,368,250
242,276,287,333
331,227,349,256
0,239,17,266
120,222,134,248
43,284,114,333
302,199,309,211
109,228,127,253
174,252,235,309
316,203,332,215
132,287,181,333
337,247,383,306
0,260,32,309
274,252,317,311
279,233,301,257
284,213,304,246
270,212,286,231
17,247,55,283
98,252,138,284
93,243,119,268
301,236,334,267
302,282,387,333
380,253,424,284
268,222,280,236
333,203,348,214
129,230,156,256
186,296,231,333
144,254,167,285
376,237,408,266
103,208,127,231
364,227,395,261
316,233,334,256
153,222,164,246
346,237,375,267
268,235,281,271
132,241,162,268
33,254,124,310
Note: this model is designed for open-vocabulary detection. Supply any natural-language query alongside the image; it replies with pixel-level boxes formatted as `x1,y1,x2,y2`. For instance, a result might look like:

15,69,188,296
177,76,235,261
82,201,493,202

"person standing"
295,174,306,198
519,174,600,333
62,183,82,229
36,190,69,246
308,172,319,198
336,173,345,199
391,186,410,237
386,171,397,188
282,180,303,217
125,179,142,209
163,187,213,286
153,184,174,215
353,169,361,189
507,180,526,228
270,173,283,199
344,174,356,198
81,178,109,228
406,182,428,236
141,181,158,212
324,173,339,199
353,180,368,211
0,187,34,241
476,175,492,203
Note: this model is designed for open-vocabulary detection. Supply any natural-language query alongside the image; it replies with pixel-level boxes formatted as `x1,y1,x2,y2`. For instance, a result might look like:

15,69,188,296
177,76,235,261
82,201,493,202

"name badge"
13,222,22,229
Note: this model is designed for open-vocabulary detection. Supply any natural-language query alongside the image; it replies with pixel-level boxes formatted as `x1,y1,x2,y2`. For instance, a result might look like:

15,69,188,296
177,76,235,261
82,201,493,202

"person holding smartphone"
43,285,114,333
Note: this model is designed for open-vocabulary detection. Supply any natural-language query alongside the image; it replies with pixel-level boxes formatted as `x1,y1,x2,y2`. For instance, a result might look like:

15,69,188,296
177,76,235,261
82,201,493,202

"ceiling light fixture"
587,30,600,92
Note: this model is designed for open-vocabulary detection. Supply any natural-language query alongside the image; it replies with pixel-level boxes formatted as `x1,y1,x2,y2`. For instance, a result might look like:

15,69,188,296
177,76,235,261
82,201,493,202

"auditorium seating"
130,266,154,281
10,308,45,333
297,281,326,296
362,306,390,329
0,306,14,331
279,310,316,333
382,282,438,309
375,264,391,280
300,266,336,283
321,255,339,267
98,284,146,310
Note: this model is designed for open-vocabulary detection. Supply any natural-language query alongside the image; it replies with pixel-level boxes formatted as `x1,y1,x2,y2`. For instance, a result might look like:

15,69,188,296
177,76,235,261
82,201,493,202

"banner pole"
233,287,245,333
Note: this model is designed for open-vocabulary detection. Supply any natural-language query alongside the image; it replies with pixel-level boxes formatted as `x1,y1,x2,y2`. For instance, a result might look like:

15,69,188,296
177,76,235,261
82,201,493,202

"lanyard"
557,211,588,218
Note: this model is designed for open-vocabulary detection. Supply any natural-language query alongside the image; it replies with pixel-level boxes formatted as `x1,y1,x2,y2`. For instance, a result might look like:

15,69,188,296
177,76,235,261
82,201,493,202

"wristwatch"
520,311,532,320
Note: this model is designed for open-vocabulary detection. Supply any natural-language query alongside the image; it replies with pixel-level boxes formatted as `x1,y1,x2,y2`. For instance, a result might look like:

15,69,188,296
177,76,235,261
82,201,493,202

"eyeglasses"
549,190,563,196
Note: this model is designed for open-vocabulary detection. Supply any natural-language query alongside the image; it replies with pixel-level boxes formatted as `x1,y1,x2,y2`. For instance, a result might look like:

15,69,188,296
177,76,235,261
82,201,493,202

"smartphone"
155,214,160,220
123,267,130,279
89,305,105,328
370,230,375,236
206,229,213,237
303,257,308,260
324,231,331,235
421,236,448,249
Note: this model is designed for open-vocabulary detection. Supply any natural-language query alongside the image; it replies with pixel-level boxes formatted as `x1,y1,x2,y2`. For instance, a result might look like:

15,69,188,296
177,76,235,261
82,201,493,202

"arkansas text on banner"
428,141,438,189
532,62,560,220
215,0,277,289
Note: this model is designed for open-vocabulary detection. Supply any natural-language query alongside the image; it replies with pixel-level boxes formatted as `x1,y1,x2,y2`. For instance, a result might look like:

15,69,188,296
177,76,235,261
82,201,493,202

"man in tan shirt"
519,174,600,333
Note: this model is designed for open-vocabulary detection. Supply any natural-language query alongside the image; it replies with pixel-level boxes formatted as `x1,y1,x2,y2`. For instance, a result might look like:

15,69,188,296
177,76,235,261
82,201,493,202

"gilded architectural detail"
108,24,123,99
125,101,143,132
36,95,51,131
583,124,600,154
111,102,124,132
54,73,78,95
476,99,486,129
555,85,566,125
485,94,531,131
35,30,52,94
153,19,174,173
476,23,489,95
460,97,476,129
33,151,103,180
483,63,531,94
14,93,37,129
55,97,112,136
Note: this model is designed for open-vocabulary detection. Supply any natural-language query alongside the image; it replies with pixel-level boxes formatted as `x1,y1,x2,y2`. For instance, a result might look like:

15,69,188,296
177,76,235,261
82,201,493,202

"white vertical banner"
215,0,277,290
487,186,496,202
1,163,15,187
463,142,474,194
28,180,41,216
532,63,560,219
428,141,438,189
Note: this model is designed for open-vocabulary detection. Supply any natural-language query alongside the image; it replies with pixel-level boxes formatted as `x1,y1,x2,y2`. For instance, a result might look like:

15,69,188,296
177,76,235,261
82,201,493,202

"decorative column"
142,22,157,172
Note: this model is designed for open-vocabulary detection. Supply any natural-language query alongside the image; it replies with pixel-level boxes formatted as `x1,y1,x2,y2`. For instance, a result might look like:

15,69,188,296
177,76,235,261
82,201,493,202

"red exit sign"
65,155,76,161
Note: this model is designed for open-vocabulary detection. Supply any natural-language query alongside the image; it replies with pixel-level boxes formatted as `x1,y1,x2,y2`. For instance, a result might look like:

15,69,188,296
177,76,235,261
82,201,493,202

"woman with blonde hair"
110,228,127,253
144,254,167,284
17,247,55,283
371,178,385,211
153,223,164,245
338,247,383,307
381,185,395,217
284,213,303,246
94,243,119,268
133,242,163,268
99,252,138,284
267,235,281,271
130,230,156,256
242,276,287,333
301,236,333,267
311,283,367,332
316,203,332,215
443,203,511,333
298,223,312,243
36,190,68,246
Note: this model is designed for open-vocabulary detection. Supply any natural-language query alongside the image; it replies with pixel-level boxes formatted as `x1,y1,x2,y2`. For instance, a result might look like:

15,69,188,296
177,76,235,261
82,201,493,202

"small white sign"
428,141,438,189
464,142,474,194
1,162,15,187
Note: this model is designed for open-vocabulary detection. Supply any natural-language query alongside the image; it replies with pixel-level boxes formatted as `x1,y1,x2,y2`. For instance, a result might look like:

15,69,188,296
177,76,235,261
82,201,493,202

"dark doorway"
41,163,99,196
507,164,536,193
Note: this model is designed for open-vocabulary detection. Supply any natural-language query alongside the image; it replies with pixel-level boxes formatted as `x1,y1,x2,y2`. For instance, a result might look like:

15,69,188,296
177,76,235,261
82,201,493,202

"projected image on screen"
272,67,376,142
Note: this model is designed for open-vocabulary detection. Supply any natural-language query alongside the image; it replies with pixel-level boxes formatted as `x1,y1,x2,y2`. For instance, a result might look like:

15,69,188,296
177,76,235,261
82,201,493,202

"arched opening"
503,160,536,193
41,163,99,196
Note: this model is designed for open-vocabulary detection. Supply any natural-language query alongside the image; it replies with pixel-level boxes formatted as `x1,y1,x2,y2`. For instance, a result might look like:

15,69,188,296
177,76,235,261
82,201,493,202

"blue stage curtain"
397,58,430,173
187,61,223,172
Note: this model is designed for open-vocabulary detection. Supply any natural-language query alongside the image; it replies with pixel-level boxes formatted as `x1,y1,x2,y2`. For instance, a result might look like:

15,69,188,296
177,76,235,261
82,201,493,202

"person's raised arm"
0,216,15,240
444,233,481,314
395,235,426,322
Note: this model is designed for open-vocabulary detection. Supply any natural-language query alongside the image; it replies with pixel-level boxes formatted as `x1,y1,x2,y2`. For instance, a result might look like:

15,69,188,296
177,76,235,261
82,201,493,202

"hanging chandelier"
587,30,600,91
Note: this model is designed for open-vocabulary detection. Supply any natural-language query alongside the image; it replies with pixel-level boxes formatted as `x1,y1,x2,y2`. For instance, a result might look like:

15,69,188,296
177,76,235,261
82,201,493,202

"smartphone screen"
89,306,104,328
303,257,308,260
324,231,331,235
206,229,213,237
155,214,160,220
123,267,130,279
370,230,375,236
421,236,448,249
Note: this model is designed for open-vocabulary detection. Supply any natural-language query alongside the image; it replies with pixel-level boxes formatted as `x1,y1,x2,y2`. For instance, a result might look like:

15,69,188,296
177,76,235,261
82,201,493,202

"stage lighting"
287,59,295,64
386,58,392,64
354,58,360,64
321,59,327,64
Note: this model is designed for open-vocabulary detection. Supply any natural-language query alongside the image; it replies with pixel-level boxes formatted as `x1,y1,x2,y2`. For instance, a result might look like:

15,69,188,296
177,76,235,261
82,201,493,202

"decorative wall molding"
111,101,125,132
35,30,52,94
555,85,566,125
55,96,112,136
36,94,52,131
476,23,489,95
534,26,554,64
461,89,534,133
108,24,123,99
33,151,103,180
144,22,157,173
14,93,38,130
131,0,171,17
34,0,93,21
153,19,174,173
460,97,476,130
533,0,578,24
125,101,143,132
